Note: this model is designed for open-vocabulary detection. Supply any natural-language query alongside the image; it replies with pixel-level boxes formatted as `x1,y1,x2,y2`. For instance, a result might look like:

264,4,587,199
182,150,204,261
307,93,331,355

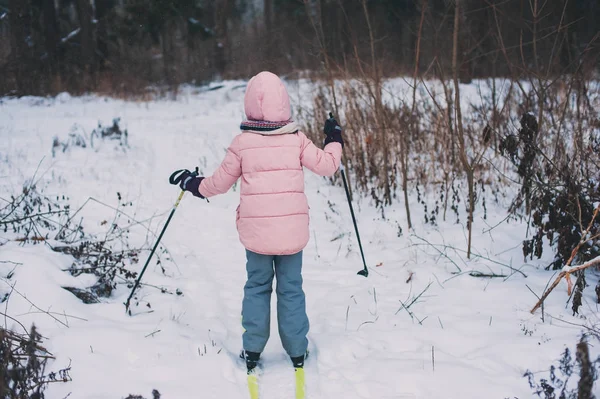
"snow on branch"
531,205,600,314
61,28,81,44
530,255,600,314
562,257,600,274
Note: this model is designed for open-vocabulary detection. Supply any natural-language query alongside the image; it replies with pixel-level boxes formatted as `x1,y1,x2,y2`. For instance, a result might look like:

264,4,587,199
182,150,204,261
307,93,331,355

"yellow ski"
247,371,259,399
295,367,305,399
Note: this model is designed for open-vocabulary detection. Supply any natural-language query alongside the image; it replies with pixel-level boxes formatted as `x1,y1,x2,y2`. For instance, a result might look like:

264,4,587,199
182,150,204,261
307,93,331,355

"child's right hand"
169,168,205,198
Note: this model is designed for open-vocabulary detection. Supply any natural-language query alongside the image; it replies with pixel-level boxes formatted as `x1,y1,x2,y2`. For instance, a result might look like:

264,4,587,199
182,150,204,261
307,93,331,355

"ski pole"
124,167,198,314
340,164,369,277
329,112,369,277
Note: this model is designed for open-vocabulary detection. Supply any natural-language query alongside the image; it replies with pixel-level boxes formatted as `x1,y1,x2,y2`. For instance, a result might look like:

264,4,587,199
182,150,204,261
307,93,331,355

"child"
175,71,343,372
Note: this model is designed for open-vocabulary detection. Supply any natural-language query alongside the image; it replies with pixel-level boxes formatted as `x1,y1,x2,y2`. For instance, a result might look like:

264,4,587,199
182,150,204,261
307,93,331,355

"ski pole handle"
169,167,199,185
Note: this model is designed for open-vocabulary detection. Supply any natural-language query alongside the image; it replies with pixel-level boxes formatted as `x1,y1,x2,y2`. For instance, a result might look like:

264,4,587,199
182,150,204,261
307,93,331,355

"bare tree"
263,0,275,70
303,0,353,201
8,0,35,94
214,0,230,76
42,0,59,77
360,0,392,206
405,0,429,230
74,0,97,88
452,0,474,258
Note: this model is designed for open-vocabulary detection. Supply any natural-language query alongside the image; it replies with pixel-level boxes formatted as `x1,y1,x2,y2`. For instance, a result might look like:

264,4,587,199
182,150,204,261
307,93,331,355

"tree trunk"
404,0,428,230
161,22,172,87
361,0,391,206
9,0,35,94
264,0,275,71
214,0,229,77
577,341,594,399
42,0,59,76
304,0,352,200
74,0,97,88
95,0,113,69
452,0,473,259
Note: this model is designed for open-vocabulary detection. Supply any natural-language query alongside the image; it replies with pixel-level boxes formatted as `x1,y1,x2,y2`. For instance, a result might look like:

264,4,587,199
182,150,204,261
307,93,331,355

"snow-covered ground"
0,82,598,398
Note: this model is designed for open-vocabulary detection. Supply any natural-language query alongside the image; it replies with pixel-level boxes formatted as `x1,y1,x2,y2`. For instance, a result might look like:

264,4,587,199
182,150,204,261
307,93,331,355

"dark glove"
169,168,205,199
324,113,344,148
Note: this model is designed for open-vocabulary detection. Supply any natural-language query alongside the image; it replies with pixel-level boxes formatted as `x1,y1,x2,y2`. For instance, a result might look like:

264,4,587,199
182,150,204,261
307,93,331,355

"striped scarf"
240,119,294,132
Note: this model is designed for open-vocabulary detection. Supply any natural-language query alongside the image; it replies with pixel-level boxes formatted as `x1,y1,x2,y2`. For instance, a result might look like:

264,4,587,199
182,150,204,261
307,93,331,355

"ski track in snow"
0,82,598,398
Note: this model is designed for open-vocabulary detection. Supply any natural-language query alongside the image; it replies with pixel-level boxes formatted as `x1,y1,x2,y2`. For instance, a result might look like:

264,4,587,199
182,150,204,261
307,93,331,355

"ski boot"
240,351,260,399
291,352,309,399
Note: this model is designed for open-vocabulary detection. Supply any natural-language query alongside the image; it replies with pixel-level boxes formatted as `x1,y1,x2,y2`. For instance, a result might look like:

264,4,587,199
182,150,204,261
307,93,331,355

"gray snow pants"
242,250,309,358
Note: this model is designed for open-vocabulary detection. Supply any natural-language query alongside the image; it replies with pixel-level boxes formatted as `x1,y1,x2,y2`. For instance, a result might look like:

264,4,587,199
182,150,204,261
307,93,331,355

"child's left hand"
323,114,344,148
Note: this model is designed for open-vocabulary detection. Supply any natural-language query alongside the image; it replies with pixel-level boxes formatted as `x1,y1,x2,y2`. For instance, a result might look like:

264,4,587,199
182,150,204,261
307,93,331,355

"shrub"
0,325,71,399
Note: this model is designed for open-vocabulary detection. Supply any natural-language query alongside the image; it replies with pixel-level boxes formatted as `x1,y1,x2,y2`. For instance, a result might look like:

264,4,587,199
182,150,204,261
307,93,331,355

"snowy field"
0,81,598,398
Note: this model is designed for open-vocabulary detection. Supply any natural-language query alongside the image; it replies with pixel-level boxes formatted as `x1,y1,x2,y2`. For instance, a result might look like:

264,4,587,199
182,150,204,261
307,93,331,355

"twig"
546,313,600,336
368,287,378,316
396,283,431,326
576,196,584,237
469,271,508,278
530,205,600,313
405,282,433,309
525,284,540,299
145,329,161,338
1,326,52,356
0,158,46,220
28,368,72,390
15,311,88,322
345,305,350,331
4,281,14,330
12,354,55,360
1,279,69,327
563,206,600,294
481,209,518,233
411,235,462,272
0,311,30,337
139,282,176,295
0,210,68,226
565,270,588,309
356,317,379,331
0,260,23,266
531,255,600,314
56,197,167,245
396,281,434,317
431,272,445,289
396,298,416,319
411,240,528,278
443,270,476,283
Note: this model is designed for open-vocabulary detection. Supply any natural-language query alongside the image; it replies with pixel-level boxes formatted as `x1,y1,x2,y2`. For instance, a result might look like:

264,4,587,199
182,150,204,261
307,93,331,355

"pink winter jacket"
198,72,342,255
